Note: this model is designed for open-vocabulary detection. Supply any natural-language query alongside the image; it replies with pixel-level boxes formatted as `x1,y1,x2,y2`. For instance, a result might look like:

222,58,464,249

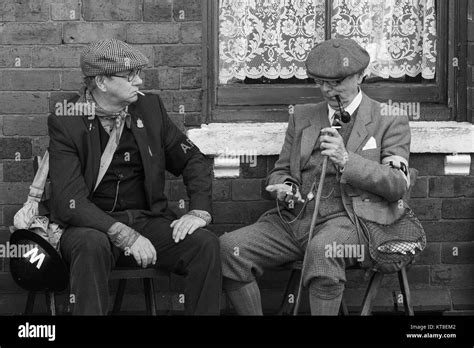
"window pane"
219,0,326,85
218,0,437,85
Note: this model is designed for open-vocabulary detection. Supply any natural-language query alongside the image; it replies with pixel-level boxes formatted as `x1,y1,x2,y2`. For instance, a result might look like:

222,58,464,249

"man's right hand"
128,236,157,268
266,184,304,203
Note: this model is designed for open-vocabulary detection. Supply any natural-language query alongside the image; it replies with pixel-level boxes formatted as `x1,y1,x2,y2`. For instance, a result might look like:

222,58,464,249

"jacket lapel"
300,103,328,169
81,116,101,192
346,93,373,153
128,104,153,208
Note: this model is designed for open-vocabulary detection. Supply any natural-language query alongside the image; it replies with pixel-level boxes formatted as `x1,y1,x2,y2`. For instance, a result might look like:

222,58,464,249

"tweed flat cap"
80,39,149,77
305,39,370,80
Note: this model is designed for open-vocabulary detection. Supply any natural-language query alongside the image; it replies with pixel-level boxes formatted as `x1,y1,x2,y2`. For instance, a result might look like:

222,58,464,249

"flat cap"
80,39,149,77
305,38,370,80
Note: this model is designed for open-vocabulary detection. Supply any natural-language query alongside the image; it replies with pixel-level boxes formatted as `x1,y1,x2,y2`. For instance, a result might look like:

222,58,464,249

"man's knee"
309,278,345,300
61,227,111,262
189,228,220,257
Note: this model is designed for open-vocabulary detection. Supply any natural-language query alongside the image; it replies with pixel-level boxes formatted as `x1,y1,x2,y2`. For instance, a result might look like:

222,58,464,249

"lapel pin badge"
137,118,144,128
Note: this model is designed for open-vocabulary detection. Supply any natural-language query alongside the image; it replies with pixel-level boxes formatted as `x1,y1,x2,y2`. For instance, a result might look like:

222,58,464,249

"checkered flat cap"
80,39,149,77
306,39,370,80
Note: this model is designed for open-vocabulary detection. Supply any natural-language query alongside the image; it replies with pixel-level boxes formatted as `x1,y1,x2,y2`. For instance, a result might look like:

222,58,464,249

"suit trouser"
220,211,369,302
60,216,222,315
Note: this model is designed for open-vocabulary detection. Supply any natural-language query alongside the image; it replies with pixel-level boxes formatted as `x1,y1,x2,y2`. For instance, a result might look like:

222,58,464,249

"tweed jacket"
47,93,212,232
266,93,411,226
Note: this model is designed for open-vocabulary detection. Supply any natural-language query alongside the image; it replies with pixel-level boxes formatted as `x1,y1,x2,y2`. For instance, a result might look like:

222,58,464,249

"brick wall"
0,0,473,315
469,0,474,122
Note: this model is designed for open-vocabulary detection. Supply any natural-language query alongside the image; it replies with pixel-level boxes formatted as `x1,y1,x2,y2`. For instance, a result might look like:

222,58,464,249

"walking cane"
292,95,350,315
292,155,328,315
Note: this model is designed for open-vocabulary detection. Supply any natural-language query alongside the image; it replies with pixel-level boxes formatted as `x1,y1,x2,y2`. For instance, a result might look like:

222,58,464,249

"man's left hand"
319,127,349,168
170,214,206,243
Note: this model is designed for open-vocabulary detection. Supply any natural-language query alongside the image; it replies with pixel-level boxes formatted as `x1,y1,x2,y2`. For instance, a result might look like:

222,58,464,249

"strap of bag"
93,119,126,192
28,151,50,203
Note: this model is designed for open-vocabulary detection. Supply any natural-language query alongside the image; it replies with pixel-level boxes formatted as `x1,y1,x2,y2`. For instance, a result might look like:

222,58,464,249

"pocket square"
362,137,377,151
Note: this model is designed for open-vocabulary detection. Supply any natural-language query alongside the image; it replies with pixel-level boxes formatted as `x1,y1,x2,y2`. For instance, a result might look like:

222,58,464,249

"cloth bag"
356,205,426,274
12,151,63,250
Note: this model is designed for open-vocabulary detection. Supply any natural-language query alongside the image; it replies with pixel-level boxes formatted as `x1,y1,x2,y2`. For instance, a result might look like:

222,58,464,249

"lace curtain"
219,0,437,84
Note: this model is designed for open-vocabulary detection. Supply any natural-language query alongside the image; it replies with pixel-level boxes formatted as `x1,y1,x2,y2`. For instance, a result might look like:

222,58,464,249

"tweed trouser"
220,211,369,300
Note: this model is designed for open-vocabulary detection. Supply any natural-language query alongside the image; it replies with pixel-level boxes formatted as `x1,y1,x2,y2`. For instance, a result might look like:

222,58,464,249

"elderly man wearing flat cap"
220,38,412,315
48,39,221,315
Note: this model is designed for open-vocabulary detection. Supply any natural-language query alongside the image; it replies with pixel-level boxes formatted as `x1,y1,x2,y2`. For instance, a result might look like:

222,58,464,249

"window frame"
203,0,468,122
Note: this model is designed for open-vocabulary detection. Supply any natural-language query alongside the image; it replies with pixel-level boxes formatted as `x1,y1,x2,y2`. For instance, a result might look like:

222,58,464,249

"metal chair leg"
360,271,384,316
45,291,56,316
144,278,157,316
25,291,36,315
340,296,349,316
278,268,301,315
112,279,127,315
398,267,414,316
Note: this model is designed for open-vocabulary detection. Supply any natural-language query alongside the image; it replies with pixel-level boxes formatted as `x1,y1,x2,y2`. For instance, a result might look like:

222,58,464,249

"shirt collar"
327,89,363,124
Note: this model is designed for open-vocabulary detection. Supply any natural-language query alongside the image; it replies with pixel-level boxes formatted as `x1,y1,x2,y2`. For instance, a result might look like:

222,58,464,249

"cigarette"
137,91,145,96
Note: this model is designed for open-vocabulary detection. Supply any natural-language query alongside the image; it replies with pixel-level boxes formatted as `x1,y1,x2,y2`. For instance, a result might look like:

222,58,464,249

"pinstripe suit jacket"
266,93,411,226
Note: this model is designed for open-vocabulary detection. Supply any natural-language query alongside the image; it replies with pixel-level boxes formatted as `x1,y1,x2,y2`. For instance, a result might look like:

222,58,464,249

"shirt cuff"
186,209,212,225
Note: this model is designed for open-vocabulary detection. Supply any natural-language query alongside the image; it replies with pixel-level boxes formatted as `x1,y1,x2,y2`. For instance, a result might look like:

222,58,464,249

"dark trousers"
60,216,222,315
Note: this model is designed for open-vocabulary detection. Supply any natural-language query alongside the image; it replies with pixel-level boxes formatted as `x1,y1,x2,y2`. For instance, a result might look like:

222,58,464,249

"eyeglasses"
109,68,142,82
312,77,345,87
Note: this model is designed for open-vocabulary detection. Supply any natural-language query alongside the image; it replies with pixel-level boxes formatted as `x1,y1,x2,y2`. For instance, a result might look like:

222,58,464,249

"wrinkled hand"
266,184,304,203
319,127,349,168
170,214,206,243
129,235,157,268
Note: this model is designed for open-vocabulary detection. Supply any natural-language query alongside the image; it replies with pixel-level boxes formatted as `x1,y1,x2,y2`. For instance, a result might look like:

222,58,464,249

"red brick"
232,179,262,201
0,163,3,182
49,92,80,113
212,180,231,201
172,90,202,112
0,138,32,160
127,24,180,44
3,205,23,229
82,0,142,21
423,220,474,242
51,0,81,21
409,154,445,176
180,23,202,44
32,136,50,157
409,198,442,220
212,201,274,224
0,47,31,68
451,289,474,310
61,70,83,91
183,113,203,126
430,176,474,198
409,176,428,198
431,264,474,287
0,183,29,204
63,23,127,44
32,46,84,68
3,116,48,136
380,265,430,290
412,243,441,265
442,242,474,264
144,68,180,90
0,23,61,45
0,93,49,114
144,0,172,22
0,0,50,22
3,160,34,183
181,68,202,89
0,70,60,91
442,198,474,218
173,0,202,21
168,114,185,132
241,156,267,178
154,45,201,67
